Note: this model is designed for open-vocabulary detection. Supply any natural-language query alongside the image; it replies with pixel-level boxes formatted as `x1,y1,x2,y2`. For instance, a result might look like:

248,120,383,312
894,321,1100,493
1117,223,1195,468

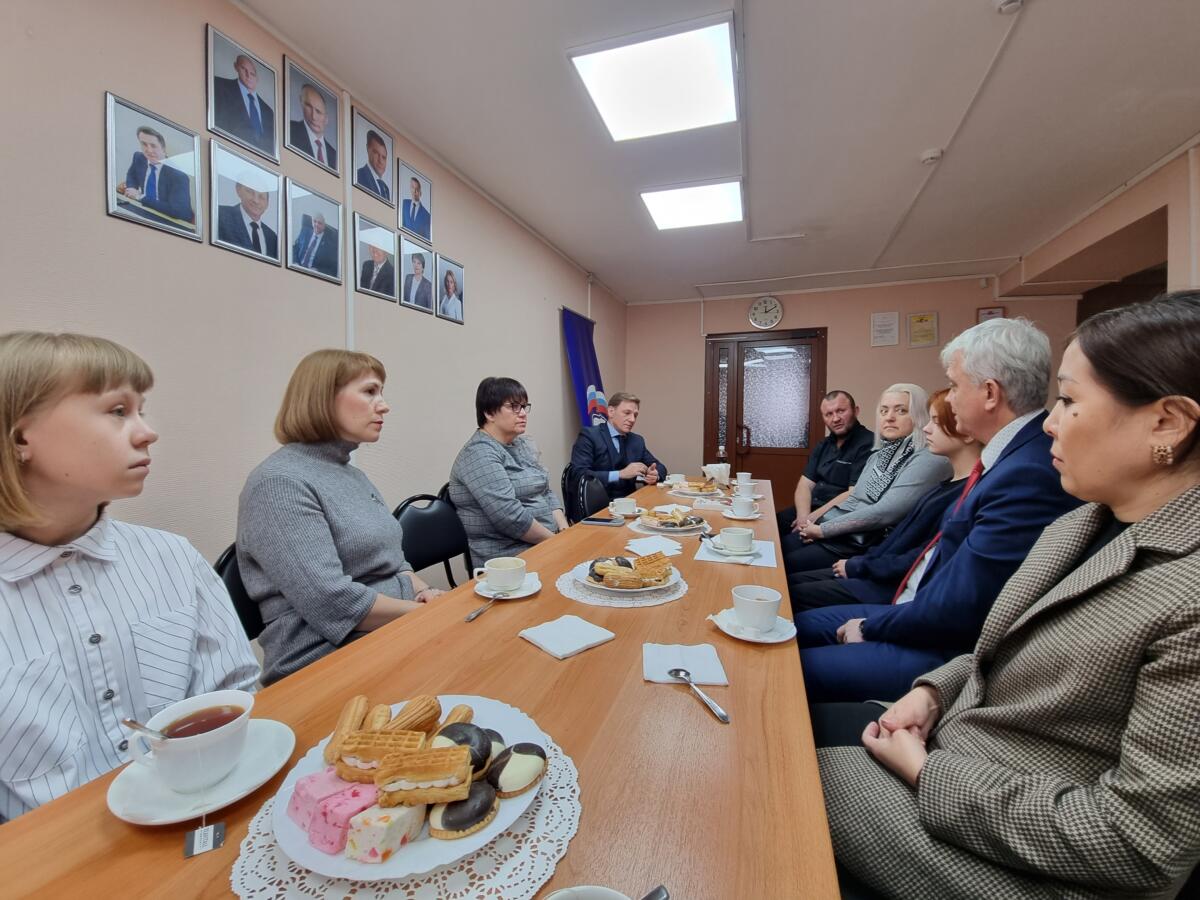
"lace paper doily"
555,570,689,608
231,736,580,899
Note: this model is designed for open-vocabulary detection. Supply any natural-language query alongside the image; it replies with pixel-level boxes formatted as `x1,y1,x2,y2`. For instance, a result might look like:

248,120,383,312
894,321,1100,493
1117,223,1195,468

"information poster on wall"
870,311,899,347
907,312,939,348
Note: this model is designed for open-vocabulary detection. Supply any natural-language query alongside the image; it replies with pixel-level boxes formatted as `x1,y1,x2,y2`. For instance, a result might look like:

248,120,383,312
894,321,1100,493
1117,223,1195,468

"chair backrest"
394,489,472,587
561,464,582,523
213,543,265,641
577,473,610,521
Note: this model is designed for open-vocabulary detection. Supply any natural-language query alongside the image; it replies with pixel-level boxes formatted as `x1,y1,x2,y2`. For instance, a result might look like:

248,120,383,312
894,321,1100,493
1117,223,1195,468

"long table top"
0,482,837,898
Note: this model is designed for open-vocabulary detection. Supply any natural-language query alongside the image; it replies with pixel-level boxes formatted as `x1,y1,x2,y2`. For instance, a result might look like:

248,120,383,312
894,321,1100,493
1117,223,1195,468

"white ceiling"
243,0,1200,302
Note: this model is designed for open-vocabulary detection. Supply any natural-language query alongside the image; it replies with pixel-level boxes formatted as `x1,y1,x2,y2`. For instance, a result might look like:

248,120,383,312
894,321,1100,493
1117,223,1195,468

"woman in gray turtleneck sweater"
237,350,443,684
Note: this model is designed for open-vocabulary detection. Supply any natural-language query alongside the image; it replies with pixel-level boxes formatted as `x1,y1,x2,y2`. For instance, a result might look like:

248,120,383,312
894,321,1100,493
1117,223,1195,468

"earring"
1152,444,1175,466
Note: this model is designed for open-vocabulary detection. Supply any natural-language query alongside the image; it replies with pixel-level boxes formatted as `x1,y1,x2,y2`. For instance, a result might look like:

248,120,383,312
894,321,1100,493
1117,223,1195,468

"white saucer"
107,718,295,825
708,608,797,644
730,493,764,501
474,572,541,599
707,539,755,556
546,889,632,900
722,510,763,521
608,504,646,516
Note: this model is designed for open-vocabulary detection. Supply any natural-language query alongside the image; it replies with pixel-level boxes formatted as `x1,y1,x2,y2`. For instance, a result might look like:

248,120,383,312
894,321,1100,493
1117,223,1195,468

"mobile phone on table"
581,516,625,526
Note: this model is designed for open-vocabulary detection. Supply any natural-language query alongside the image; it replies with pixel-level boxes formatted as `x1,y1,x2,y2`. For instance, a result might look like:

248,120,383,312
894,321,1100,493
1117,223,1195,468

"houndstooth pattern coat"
818,484,1200,899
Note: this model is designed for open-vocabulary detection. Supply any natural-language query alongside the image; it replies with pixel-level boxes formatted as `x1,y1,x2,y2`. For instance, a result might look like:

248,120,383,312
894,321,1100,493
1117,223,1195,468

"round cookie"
482,728,505,766
429,781,498,840
432,722,492,779
486,742,547,798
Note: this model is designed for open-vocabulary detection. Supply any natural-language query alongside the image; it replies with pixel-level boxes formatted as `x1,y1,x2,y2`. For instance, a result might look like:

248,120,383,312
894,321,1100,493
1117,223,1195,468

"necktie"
616,434,630,470
315,140,324,164
145,165,158,202
250,221,262,254
890,458,985,603
303,233,319,267
246,95,263,136
377,177,387,199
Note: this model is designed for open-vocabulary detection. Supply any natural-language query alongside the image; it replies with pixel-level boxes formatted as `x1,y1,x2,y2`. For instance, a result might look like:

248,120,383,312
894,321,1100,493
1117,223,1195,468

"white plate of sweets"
270,694,548,880
571,558,681,594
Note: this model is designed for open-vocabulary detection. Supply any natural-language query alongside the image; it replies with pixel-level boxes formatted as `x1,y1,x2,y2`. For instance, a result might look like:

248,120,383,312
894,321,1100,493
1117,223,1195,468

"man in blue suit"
117,126,194,225
291,211,338,278
213,54,275,155
355,130,390,201
570,392,667,500
401,175,431,239
796,318,1081,702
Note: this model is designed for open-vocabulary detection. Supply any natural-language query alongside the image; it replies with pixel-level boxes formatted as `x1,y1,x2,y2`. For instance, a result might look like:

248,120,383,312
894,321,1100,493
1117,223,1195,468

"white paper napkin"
694,539,778,568
519,615,615,660
643,643,729,685
625,535,683,557
653,503,692,514
691,498,728,510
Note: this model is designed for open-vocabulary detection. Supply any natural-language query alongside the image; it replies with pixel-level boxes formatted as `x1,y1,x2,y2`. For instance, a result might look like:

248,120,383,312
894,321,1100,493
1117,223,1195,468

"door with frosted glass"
704,330,826,510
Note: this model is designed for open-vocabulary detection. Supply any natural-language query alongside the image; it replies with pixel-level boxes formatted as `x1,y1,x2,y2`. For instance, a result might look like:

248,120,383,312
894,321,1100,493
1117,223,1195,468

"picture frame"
105,93,202,241
435,254,465,324
399,236,435,313
284,58,339,175
210,140,282,265
869,311,899,347
976,306,1006,324
354,213,397,301
206,26,279,163
906,311,939,349
398,160,432,241
353,109,395,206
286,178,343,284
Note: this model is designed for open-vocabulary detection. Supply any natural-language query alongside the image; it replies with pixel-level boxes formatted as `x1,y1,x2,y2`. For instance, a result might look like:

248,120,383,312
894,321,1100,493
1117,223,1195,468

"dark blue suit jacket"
357,165,390,201
124,153,194,223
402,199,430,239
291,217,339,277
570,423,666,499
289,120,337,169
217,203,278,258
213,77,275,155
859,412,1081,651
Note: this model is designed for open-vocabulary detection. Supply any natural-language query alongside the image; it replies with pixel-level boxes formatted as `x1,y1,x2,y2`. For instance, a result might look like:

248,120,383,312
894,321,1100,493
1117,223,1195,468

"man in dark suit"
401,251,433,309
213,54,275,155
217,175,278,258
401,176,431,239
292,212,338,277
288,84,336,169
360,244,395,296
570,392,667,500
796,317,1081,703
117,126,194,224
355,130,390,201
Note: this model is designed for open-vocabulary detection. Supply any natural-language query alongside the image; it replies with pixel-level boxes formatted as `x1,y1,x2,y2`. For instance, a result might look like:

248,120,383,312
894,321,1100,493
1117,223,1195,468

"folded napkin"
625,535,683,557
693,539,778,568
520,615,615,660
653,503,692,514
691,498,729,510
643,643,728,685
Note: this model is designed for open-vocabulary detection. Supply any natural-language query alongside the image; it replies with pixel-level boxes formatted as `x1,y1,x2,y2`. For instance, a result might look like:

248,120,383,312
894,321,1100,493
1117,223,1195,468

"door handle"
743,424,752,450
736,424,751,450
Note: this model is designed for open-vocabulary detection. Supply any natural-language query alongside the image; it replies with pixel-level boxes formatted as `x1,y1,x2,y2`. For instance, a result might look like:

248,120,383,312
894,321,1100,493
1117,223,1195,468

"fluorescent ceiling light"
641,181,742,230
571,20,736,141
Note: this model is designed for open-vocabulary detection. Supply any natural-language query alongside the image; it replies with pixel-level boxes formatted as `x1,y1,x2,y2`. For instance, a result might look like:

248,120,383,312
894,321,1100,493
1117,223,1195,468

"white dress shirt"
0,514,259,821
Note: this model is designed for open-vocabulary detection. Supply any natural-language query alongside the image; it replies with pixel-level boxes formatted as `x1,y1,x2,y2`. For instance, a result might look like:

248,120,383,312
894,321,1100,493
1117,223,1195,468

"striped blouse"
0,513,260,821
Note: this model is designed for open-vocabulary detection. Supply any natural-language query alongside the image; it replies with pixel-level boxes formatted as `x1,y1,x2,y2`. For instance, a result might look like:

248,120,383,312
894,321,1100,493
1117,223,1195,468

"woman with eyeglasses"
449,376,567,564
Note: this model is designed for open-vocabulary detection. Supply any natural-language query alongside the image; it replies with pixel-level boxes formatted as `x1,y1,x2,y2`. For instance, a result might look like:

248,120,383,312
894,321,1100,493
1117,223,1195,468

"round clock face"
749,296,783,329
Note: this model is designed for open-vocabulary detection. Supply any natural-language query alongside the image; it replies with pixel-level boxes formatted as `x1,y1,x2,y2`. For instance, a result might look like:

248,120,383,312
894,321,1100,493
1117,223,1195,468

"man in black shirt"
777,390,874,537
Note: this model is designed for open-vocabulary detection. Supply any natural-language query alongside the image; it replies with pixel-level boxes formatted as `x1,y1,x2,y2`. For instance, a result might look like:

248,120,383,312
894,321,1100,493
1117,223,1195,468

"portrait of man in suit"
361,246,395,297
353,110,393,205
354,215,396,300
208,27,277,160
399,164,432,240
212,143,280,262
286,71,338,172
285,179,341,281
116,126,195,225
401,247,433,311
290,211,339,279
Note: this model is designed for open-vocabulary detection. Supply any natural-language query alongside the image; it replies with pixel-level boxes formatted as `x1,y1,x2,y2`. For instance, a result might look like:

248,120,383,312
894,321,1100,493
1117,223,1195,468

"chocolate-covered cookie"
482,728,505,764
429,781,498,840
486,742,547,798
432,722,491,776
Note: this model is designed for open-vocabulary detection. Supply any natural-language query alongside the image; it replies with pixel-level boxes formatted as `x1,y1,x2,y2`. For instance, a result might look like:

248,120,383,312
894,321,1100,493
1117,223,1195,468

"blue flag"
561,308,608,427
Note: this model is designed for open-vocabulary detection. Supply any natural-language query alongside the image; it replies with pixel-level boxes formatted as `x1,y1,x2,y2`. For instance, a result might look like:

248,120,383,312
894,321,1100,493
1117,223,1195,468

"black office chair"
576,473,610,521
394,487,473,587
213,543,265,640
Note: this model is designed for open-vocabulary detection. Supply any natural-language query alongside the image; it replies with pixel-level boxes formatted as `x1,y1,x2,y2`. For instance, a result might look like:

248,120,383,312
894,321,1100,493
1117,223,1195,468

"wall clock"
749,295,783,329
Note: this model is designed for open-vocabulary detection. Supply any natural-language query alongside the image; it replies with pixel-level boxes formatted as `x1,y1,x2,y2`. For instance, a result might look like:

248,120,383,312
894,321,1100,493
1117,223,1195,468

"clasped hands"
619,462,659,484
789,517,823,542
861,685,940,788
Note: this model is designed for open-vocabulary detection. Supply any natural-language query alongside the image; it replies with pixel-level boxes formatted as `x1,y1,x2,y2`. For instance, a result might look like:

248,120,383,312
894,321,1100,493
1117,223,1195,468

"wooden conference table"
0,481,837,898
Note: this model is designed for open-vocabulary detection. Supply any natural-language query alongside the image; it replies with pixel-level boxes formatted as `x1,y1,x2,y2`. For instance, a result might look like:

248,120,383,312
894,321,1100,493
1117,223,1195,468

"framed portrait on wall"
105,93,202,240
906,311,939,348
976,306,1006,323
353,109,394,206
435,254,465,324
210,140,282,265
206,25,279,163
398,160,432,241
284,58,339,175
286,178,343,283
354,214,397,301
399,236,434,313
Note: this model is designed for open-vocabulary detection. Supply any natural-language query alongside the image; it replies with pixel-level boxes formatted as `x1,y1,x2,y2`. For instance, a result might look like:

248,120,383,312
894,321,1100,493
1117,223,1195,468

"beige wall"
0,0,623,572
626,280,1078,477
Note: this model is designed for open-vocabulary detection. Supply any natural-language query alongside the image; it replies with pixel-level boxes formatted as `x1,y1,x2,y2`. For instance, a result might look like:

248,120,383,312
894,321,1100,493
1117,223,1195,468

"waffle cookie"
335,730,427,783
383,694,442,735
323,694,369,765
375,745,472,807
429,781,499,840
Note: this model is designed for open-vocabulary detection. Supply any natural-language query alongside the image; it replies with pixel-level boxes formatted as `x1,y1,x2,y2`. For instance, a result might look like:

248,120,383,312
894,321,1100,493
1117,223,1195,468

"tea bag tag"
184,822,225,858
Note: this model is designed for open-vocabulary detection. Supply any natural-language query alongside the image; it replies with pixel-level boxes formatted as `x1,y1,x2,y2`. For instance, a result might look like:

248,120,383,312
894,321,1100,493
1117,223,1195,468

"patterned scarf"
857,434,916,504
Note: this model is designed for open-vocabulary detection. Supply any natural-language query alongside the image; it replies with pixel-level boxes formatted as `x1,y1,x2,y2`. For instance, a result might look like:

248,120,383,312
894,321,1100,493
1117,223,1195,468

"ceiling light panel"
641,181,743,230
571,19,737,141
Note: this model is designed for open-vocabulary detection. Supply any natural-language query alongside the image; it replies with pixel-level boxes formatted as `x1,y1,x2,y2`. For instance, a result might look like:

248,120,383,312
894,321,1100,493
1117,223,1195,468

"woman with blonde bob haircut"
0,332,258,821
238,349,442,684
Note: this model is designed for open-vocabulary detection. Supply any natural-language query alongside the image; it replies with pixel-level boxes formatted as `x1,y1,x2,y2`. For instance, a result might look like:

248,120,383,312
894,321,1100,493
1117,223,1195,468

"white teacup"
734,481,758,498
128,689,254,793
732,585,782,633
610,497,637,516
719,526,754,552
736,471,752,484
731,497,759,517
474,556,527,591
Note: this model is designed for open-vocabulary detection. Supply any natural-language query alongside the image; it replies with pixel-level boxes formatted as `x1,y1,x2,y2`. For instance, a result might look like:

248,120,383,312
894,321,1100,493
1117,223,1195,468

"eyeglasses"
504,402,533,414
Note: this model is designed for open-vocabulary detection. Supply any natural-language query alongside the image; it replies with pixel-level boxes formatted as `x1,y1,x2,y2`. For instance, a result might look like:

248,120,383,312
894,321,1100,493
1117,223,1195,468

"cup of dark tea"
128,689,254,793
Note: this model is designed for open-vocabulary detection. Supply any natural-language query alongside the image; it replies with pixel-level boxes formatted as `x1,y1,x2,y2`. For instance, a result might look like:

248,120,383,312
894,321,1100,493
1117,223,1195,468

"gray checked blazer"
818,483,1200,899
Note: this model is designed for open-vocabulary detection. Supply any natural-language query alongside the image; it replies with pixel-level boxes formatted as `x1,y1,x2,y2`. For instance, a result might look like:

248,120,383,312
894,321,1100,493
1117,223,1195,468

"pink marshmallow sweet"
308,783,379,854
286,766,357,832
